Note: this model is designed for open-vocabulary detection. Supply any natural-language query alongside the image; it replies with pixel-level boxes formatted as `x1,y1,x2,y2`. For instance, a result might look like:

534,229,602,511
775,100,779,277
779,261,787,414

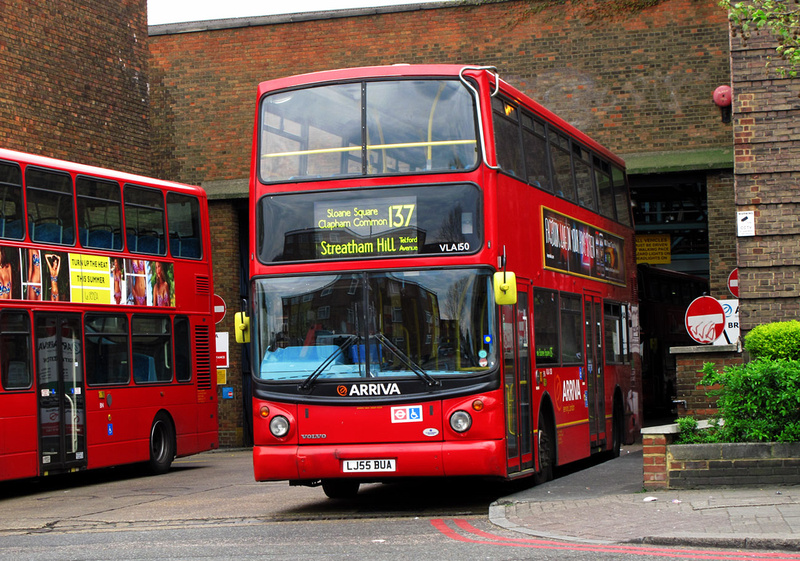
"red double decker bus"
0,148,217,482
236,65,640,498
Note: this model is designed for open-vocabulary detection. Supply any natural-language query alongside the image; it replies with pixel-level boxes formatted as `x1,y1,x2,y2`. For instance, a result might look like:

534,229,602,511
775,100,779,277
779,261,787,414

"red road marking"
430,519,800,561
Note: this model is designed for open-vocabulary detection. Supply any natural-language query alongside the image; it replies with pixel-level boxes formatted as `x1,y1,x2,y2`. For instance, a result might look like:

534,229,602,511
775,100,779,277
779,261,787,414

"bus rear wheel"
148,412,176,475
322,479,360,499
534,410,554,485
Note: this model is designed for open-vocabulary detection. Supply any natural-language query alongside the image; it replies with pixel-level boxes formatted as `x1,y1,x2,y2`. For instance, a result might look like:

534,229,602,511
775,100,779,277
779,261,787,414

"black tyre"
609,400,624,459
533,409,554,485
148,412,176,475
321,479,360,499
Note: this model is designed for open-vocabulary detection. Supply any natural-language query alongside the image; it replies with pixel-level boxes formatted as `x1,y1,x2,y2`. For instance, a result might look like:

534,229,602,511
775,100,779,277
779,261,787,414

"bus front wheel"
148,412,176,475
322,479,360,499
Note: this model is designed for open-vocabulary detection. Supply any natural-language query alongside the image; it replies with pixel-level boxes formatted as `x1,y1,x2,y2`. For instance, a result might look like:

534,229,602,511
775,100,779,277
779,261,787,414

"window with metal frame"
124,185,166,256
0,161,24,240
0,310,32,390
77,176,123,250
84,314,130,385
26,167,75,246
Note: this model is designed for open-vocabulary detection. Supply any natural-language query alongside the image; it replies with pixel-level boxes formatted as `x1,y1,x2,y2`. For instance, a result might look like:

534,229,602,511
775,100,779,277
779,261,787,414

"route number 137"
388,204,415,227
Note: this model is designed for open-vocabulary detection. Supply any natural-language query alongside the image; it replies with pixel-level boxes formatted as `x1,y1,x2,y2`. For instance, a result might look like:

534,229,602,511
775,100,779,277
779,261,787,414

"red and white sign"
213,294,226,324
728,268,739,298
215,332,229,369
685,296,726,344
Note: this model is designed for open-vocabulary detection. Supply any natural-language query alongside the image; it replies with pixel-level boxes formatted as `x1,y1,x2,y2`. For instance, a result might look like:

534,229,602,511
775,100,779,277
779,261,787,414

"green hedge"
744,320,800,360
676,321,800,443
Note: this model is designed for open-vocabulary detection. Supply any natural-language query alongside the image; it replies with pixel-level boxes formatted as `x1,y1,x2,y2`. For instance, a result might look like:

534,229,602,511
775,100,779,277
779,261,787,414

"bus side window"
521,113,551,192
0,310,32,390
166,193,203,259
26,167,75,245
560,293,583,364
77,176,123,251
533,289,559,366
492,97,523,177
85,314,129,385
131,315,172,383
174,316,192,382
125,185,166,256
0,161,25,240
604,302,626,364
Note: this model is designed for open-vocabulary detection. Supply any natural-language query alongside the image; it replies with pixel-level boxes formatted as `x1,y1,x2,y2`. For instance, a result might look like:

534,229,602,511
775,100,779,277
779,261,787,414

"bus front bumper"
253,440,506,481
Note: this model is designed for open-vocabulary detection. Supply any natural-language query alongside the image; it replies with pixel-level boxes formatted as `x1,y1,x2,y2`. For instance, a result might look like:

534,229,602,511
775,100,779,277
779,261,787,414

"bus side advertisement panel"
542,208,625,286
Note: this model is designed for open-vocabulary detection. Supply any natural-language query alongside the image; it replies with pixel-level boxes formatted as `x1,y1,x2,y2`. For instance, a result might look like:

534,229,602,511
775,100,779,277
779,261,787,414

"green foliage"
744,320,800,360
722,0,800,78
674,416,721,444
678,359,800,443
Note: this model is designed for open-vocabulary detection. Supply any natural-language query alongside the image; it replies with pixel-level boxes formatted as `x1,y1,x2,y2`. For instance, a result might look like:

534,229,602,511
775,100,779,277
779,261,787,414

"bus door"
34,313,87,474
584,294,605,448
502,283,534,475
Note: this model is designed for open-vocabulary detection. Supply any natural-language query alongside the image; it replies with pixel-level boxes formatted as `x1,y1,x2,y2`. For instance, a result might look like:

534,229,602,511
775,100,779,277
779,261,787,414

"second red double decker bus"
236,64,641,498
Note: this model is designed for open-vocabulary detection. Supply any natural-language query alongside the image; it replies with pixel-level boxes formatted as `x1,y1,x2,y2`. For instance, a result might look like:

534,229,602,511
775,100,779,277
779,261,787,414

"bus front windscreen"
259,79,479,182
252,269,495,383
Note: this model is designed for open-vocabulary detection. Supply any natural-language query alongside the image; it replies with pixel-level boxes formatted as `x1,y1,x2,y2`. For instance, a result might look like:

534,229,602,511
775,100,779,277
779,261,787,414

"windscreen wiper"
374,332,440,387
298,334,359,391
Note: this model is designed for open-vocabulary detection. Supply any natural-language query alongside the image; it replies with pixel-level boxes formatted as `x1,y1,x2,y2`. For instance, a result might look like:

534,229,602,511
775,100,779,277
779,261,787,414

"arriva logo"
337,383,402,396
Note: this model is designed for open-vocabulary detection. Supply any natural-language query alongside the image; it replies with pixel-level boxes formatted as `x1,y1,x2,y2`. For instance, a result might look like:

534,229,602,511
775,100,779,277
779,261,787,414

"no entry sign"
213,294,226,324
685,296,726,344
728,268,739,298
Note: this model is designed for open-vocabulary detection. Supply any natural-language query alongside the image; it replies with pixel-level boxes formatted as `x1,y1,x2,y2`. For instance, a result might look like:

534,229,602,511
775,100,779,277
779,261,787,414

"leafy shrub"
680,359,800,443
676,322,800,444
674,416,720,444
744,320,800,360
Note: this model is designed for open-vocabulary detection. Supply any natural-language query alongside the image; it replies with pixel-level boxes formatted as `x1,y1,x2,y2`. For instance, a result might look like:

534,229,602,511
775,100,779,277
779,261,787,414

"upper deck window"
0,161,24,240
77,176,123,250
259,79,478,182
26,167,75,246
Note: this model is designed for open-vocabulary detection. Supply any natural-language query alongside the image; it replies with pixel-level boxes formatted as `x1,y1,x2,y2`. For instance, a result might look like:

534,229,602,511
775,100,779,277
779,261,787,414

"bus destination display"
314,196,418,258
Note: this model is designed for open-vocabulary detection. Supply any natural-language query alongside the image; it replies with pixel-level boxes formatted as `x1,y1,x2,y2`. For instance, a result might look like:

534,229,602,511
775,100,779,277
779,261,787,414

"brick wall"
147,0,731,185
0,0,152,174
643,430,800,490
731,26,800,333
707,171,737,296
671,346,743,419
209,199,245,447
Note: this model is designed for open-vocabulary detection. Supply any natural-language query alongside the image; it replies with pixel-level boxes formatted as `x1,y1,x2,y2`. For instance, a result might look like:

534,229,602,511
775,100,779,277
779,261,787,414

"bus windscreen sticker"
542,208,625,285
314,197,419,258
0,244,174,306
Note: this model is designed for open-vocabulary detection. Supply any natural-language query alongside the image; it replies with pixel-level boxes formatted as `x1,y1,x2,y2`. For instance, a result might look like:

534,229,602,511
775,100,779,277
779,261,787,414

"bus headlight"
269,415,290,438
449,410,472,433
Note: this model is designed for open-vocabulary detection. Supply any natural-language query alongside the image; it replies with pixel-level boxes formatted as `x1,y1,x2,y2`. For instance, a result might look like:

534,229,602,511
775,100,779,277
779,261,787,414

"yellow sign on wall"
636,234,671,264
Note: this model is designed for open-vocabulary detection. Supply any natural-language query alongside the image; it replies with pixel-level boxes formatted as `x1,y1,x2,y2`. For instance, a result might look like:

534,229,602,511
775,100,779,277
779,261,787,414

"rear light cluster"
260,405,290,438
449,399,483,433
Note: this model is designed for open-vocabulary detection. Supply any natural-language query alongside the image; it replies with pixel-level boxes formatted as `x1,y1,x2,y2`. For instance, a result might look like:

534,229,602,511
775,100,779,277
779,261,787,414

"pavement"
489,444,800,551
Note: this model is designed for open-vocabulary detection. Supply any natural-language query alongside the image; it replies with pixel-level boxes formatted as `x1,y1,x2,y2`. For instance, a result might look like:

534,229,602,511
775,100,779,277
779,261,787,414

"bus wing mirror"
493,271,517,305
234,312,250,344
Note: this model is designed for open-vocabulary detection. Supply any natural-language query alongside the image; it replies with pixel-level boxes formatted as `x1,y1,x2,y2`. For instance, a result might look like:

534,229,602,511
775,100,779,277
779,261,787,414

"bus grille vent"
195,275,211,295
195,325,212,390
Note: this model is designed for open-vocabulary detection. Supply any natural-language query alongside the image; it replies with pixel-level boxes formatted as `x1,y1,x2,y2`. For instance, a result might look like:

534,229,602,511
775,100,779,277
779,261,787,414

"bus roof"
255,64,625,169
0,147,207,198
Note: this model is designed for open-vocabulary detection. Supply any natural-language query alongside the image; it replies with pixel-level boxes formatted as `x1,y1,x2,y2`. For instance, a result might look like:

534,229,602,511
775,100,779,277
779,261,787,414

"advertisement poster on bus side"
542,208,625,286
0,244,174,307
